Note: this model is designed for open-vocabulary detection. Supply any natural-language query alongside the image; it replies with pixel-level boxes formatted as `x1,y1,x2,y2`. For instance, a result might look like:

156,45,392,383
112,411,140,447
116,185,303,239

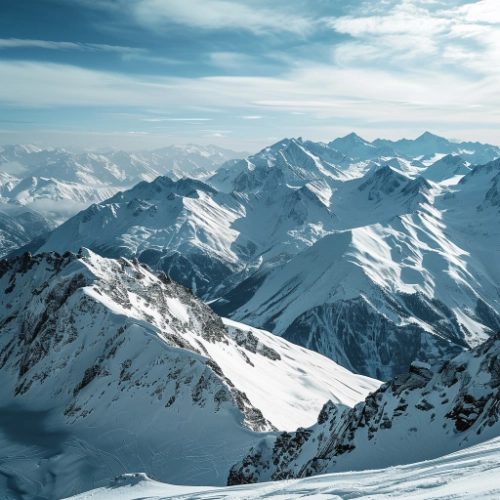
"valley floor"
65,436,500,499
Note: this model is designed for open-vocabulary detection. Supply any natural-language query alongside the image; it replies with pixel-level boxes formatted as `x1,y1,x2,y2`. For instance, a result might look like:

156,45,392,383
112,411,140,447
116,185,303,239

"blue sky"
0,0,499,152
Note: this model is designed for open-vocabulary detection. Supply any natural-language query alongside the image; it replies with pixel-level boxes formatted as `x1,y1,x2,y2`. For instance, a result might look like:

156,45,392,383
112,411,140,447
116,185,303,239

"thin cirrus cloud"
132,0,313,34
0,38,147,55
1,58,498,128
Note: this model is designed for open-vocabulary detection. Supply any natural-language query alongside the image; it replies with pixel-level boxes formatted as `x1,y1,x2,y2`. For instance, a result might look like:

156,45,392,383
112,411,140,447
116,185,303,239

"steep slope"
229,331,500,484
215,167,500,380
19,174,339,299
0,204,56,257
63,436,500,499
0,249,378,499
223,212,499,380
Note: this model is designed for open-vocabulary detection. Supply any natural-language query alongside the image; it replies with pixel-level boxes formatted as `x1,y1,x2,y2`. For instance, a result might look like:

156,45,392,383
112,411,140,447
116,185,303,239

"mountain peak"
340,132,370,144
415,131,446,142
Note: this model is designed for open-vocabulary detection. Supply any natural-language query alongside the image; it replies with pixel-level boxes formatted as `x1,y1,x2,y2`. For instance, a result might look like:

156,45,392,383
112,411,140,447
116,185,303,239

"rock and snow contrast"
0,249,378,499
15,135,500,380
63,436,500,499
228,330,500,484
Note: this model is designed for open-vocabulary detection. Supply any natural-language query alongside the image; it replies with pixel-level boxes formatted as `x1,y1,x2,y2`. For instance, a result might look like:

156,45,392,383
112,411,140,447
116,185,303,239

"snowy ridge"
422,154,472,182
0,249,378,498
25,174,339,299
229,330,500,485
373,131,500,165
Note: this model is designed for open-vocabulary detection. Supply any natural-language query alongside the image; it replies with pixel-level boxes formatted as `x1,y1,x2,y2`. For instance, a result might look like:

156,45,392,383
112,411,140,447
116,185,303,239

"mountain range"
12,133,500,380
0,143,245,256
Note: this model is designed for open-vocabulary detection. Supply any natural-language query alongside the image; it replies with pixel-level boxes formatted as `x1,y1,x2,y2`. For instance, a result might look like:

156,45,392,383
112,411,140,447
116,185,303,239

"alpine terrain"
0,248,378,499
14,133,500,380
0,144,245,256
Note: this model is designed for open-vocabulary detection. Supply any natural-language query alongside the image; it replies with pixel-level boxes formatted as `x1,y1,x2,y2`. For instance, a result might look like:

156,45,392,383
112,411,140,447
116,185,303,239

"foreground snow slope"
64,436,500,499
0,249,377,499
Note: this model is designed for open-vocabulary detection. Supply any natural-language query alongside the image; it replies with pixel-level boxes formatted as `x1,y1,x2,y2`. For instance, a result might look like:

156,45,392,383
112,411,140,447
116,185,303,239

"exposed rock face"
228,331,500,485
0,249,275,498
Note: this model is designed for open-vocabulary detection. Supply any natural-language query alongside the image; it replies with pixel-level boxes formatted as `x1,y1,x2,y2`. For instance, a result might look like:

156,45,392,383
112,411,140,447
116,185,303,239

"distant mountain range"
0,143,246,253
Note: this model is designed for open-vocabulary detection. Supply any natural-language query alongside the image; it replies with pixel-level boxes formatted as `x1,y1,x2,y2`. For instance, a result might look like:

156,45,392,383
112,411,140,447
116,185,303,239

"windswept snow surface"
0,249,378,499
64,437,500,499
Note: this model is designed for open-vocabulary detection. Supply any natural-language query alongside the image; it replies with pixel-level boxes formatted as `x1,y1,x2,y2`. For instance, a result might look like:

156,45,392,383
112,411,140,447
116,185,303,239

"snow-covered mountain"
20,174,339,299
0,249,378,499
0,144,245,255
0,200,56,257
329,132,401,160
216,164,500,380
63,436,500,499
422,153,472,182
229,330,500,484
14,140,500,380
209,138,350,193
0,144,245,184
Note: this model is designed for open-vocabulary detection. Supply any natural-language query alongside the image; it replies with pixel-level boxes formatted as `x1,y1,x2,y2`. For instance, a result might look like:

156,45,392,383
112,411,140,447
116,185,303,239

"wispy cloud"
329,0,500,75
2,59,498,128
0,38,147,54
140,118,212,122
132,0,312,34
240,116,262,120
